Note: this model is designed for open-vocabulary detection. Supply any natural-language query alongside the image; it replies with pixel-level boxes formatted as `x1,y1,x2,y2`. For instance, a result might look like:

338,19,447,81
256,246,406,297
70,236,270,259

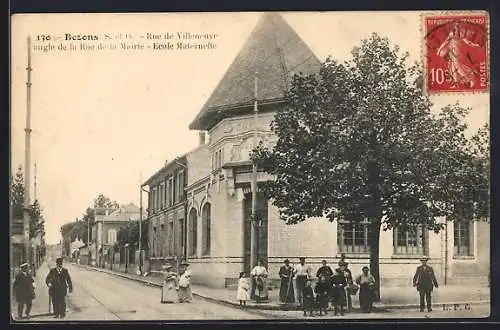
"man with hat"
278,259,295,304
294,257,312,306
13,262,35,319
413,256,439,312
46,257,73,318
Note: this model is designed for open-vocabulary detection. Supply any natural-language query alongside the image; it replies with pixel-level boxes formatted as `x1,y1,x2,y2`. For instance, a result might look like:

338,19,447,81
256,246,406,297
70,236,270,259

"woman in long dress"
250,259,269,303
161,264,178,304
178,261,193,303
355,266,376,313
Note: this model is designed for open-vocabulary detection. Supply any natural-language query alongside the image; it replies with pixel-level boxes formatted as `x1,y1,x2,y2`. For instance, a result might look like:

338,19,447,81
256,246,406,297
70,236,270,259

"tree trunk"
369,219,382,302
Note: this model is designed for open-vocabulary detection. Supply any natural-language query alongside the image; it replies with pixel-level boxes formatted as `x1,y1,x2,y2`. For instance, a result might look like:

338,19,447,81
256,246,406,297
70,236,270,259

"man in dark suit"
13,263,35,319
46,257,73,318
413,256,438,312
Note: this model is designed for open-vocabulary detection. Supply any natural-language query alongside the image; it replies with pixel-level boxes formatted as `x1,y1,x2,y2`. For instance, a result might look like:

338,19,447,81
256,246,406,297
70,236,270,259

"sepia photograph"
10,11,490,321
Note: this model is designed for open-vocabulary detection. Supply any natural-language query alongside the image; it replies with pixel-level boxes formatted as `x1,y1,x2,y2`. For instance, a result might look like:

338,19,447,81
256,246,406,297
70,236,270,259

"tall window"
337,219,371,254
107,229,117,245
212,149,223,170
189,209,198,256
178,218,184,256
152,226,157,257
177,171,184,203
169,177,174,207
202,203,212,255
168,222,174,256
159,183,164,209
160,224,165,257
454,221,473,256
393,225,428,255
163,180,168,209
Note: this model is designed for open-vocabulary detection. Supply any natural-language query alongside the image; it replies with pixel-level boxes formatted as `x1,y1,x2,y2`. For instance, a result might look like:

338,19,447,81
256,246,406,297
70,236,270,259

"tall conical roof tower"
189,12,321,131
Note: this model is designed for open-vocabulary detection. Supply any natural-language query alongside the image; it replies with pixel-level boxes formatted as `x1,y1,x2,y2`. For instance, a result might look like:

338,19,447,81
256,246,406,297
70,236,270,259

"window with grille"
393,225,428,255
107,229,117,245
189,209,198,256
454,221,473,257
202,203,211,255
337,219,371,254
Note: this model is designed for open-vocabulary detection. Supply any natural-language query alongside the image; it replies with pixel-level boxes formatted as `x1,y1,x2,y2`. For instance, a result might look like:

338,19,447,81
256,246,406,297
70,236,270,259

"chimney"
199,132,206,145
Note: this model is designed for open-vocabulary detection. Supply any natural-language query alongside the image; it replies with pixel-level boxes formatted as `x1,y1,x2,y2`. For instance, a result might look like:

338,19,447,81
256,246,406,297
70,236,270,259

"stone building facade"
147,12,490,288
143,156,187,271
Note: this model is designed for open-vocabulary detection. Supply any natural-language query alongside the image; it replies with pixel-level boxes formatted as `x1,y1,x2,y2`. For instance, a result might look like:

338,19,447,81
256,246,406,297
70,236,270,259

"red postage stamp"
424,13,489,94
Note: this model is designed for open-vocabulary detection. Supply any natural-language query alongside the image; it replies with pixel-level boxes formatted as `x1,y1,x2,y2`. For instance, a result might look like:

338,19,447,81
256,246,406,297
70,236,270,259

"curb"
73,264,490,312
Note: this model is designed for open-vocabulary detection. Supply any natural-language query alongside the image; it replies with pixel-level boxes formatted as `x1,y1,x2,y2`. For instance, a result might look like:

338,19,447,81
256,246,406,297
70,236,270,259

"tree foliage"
117,219,149,249
10,165,46,239
251,33,489,299
60,194,121,250
11,166,25,220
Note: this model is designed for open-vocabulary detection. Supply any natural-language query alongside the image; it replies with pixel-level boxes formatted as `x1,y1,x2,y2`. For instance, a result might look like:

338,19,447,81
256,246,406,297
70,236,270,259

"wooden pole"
139,172,143,274
24,36,33,265
250,72,258,270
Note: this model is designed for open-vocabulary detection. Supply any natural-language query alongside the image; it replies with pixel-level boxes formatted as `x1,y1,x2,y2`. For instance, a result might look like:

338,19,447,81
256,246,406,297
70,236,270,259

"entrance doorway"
243,192,268,273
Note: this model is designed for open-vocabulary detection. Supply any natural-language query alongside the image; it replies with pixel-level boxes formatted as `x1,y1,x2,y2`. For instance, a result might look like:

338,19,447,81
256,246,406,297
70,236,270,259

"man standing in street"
413,256,438,312
294,257,311,307
13,263,35,320
46,257,73,318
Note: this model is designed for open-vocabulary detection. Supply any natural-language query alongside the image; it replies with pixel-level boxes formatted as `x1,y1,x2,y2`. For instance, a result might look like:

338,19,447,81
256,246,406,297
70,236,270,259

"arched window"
189,208,198,256
202,203,211,255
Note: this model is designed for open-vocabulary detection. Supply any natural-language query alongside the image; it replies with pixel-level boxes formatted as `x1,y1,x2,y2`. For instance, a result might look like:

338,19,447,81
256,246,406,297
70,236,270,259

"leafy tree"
94,194,120,210
11,166,25,220
251,33,489,300
117,219,148,249
29,199,45,239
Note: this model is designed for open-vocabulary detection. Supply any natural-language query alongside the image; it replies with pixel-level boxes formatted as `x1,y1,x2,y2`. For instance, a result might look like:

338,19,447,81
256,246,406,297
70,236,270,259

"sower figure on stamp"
294,257,312,307
278,259,295,304
413,256,438,312
13,263,35,320
46,257,73,319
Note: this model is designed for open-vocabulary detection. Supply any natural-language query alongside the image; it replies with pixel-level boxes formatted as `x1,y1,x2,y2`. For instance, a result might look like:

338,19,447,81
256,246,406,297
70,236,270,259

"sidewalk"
73,263,490,311
11,262,55,321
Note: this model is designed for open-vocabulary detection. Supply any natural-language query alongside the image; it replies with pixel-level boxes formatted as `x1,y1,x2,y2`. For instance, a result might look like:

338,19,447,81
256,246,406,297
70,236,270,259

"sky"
11,12,489,245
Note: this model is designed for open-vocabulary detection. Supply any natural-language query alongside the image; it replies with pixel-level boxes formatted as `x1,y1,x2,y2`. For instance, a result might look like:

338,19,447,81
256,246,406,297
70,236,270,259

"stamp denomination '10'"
424,13,489,94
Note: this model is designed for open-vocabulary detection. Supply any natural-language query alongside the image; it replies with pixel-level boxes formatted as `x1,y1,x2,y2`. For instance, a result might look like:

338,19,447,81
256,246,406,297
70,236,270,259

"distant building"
92,203,141,268
143,156,187,271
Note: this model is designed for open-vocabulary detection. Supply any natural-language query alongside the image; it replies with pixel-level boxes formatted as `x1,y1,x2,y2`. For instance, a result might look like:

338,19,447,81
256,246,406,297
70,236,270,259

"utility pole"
139,172,143,274
250,72,258,270
23,36,33,265
33,161,37,269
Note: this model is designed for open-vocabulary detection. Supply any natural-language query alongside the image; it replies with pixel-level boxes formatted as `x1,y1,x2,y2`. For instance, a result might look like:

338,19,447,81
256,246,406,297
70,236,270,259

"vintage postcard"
10,11,490,321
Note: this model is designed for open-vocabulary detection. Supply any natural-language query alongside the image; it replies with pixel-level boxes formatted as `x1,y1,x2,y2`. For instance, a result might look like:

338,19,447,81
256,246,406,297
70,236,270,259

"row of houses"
141,12,489,289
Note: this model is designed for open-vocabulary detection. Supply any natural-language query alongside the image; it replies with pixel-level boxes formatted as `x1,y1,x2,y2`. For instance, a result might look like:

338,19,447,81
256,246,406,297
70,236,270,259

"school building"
144,12,490,289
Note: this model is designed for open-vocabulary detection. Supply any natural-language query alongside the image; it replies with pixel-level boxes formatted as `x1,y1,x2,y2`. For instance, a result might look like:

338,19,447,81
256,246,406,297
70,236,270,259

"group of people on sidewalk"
159,260,193,304
277,255,376,316
233,255,376,316
235,255,439,316
13,257,73,320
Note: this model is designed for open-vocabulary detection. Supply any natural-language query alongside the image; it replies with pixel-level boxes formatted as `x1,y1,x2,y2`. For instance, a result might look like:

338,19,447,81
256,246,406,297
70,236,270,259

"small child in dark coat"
302,279,315,317
314,275,330,316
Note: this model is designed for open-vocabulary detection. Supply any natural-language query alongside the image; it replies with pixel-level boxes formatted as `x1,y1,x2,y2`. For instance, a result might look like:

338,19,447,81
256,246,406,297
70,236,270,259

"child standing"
314,275,330,316
236,272,250,307
302,279,315,317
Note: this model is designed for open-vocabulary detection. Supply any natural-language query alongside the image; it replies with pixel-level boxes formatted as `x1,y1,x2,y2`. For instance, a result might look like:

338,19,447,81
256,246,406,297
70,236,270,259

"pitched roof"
189,12,322,131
